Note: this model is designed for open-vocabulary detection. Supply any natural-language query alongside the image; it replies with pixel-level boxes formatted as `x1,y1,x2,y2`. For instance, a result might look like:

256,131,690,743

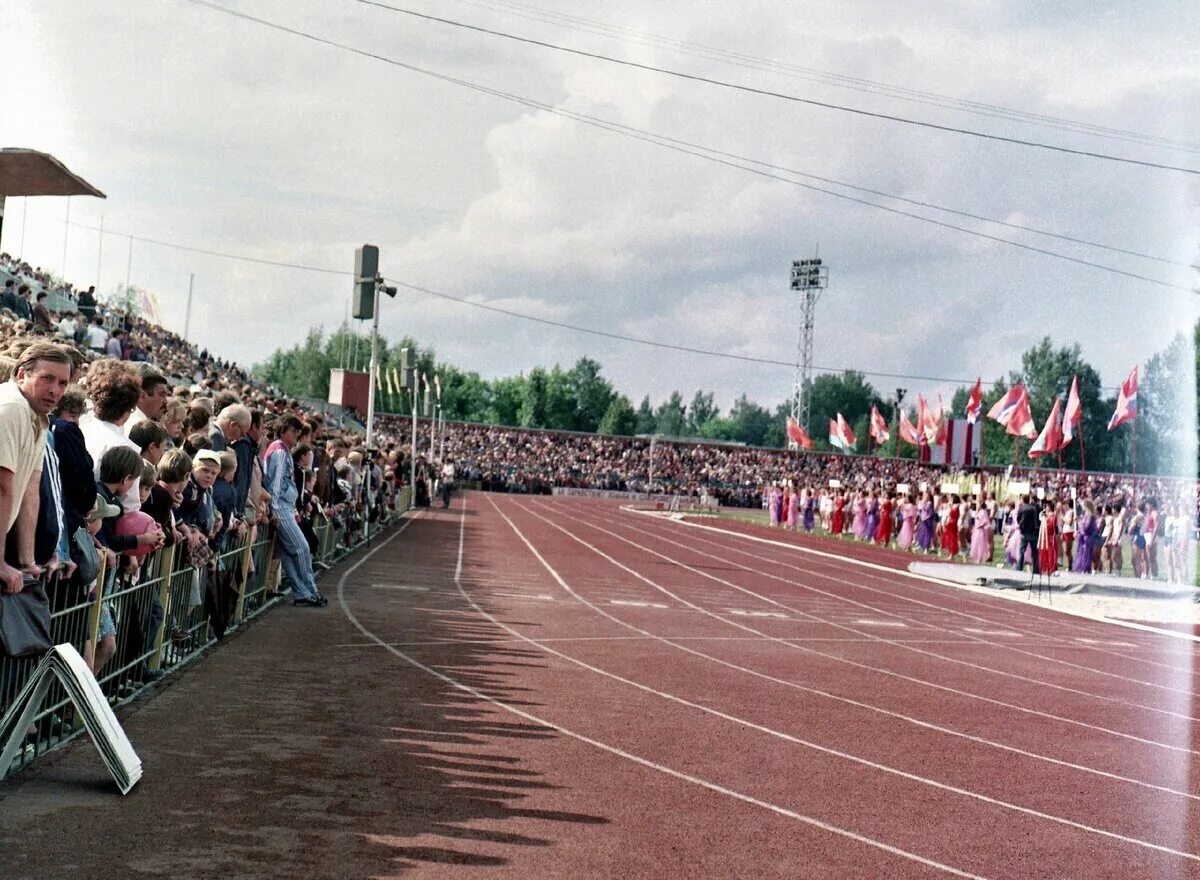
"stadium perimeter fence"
0,486,413,780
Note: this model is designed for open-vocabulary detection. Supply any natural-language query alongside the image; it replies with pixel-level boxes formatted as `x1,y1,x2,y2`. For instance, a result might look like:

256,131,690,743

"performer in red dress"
874,496,894,545
831,493,846,535
1038,502,1058,575
941,496,961,558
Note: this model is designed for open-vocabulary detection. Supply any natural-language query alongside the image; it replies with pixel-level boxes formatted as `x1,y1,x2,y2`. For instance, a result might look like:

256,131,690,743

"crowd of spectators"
0,252,411,700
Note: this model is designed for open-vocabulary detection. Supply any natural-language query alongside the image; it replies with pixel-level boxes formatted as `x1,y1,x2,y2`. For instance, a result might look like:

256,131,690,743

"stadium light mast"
789,252,830,447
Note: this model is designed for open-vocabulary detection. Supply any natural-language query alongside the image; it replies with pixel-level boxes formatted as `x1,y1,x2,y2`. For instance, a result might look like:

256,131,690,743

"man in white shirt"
57,312,77,342
79,360,144,511
86,317,108,353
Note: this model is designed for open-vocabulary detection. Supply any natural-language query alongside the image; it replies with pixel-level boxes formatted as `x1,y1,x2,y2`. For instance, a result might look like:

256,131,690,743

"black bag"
71,526,100,585
0,579,53,658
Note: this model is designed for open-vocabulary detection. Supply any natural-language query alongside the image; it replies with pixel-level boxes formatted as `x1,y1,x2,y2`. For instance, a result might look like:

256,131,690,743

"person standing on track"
264,414,325,608
1016,494,1041,578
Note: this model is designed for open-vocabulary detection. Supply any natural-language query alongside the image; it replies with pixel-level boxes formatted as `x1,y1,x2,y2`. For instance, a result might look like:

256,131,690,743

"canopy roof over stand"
0,148,106,197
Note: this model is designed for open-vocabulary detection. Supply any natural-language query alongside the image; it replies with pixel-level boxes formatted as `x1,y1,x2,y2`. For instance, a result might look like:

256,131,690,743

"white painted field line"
371,583,431,591
650,510,1200,647
727,609,789,619
854,619,909,628
609,599,670,609
336,503,990,879
493,497,1200,863
560,502,1200,728
964,629,1023,638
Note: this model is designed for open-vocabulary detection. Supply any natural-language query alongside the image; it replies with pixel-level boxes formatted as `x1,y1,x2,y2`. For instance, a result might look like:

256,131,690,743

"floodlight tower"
789,253,830,447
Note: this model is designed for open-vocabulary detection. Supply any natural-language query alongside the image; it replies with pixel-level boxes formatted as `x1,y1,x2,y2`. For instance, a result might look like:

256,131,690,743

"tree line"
255,323,1199,475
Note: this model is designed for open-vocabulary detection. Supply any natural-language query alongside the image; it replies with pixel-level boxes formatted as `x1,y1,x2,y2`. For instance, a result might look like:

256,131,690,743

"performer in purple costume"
915,496,935,553
802,491,816,532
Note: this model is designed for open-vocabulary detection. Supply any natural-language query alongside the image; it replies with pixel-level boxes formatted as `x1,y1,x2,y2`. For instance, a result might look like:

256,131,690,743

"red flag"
786,416,813,450
1028,397,1063,458
899,409,921,446
837,413,857,449
828,418,844,451
919,394,942,446
1062,375,1082,446
1107,365,1139,430
965,378,982,425
869,405,890,444
988,384,1024,427
1005,387,1038,439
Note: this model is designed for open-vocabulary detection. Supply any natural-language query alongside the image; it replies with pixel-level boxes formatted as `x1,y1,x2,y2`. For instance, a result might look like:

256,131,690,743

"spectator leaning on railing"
0,342,72,592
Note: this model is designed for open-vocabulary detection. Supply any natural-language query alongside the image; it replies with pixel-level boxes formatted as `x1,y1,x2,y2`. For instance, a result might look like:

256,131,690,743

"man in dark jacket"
1016,494,1041,577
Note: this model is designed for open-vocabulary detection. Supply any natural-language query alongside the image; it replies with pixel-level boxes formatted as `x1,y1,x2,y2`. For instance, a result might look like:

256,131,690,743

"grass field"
709,507,1200,586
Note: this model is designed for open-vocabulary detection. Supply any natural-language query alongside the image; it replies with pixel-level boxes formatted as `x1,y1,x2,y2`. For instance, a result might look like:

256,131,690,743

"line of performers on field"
764,484,1192,583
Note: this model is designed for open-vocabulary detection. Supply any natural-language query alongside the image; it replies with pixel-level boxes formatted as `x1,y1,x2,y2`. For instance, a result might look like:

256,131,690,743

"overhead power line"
177,1,1191,289
445,0,1200,156
353,0,1200,176
59,218,1121,391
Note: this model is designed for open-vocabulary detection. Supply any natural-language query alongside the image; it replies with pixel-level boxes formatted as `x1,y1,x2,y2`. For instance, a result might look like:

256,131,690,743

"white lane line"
854,619,909,628
593,508,1200,720
520,501,1200,760
372,583,430,591
497,498,1200,863
965,629,1023,638
1076,638,1139,648
610,599,670,609
491,592,558,602
336,506,989,880
728,609,790,620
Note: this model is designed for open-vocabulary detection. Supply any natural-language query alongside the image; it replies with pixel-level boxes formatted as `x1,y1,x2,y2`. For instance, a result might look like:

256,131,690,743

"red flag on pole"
1062,375,1082,446
988,384,1024,427
965,378,983,425
919,394,942,446
1005,387,1038,439
1107,365,1139,430
837,413,857,449
1028,397,1063,458
899,409,921,446
869,405,890,444
786,416,814,450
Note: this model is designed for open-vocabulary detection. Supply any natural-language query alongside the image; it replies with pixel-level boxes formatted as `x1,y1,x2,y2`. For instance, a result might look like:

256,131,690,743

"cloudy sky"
5,0,1199,413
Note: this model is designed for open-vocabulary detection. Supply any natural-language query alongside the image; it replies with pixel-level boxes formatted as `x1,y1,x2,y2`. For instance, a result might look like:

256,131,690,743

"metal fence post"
148,544,176,672
234,533,254,622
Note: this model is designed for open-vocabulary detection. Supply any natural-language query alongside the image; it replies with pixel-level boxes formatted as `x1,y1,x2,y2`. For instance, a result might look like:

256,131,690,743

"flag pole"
1130,425,1137,474
1079,426,1088,474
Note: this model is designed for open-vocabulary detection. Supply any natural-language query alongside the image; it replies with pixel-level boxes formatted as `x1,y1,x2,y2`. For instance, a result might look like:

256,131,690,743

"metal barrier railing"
2,488,414,778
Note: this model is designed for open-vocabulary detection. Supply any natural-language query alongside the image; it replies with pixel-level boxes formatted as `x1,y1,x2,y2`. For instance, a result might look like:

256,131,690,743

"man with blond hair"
0,342,71,593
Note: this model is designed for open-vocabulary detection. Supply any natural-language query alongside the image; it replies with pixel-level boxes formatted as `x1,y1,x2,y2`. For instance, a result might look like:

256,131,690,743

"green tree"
727,394,772,446
542,366,578,430
761,401,791,449
488,375,525,426
597,394,638,435
654,391,687,437
806,371,876,451
633,395,656,435
569,357,616,433
1137,327,1197,476
519,368,548,428
686,390,719,434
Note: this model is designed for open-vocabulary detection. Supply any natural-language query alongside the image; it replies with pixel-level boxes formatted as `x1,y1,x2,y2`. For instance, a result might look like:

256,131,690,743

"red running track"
6,492,1200,878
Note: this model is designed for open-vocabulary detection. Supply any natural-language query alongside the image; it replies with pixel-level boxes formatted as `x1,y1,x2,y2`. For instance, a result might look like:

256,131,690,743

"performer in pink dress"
896,496,917,551
768,484,782,527
969,504,992,563
785,485,800,530
851,494,867,540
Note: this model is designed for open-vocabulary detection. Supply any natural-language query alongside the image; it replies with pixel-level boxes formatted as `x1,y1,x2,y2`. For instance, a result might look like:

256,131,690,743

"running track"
3,493,1199,879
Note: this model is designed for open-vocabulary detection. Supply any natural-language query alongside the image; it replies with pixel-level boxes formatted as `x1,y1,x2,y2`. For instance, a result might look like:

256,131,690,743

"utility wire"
60,217,1120,391
177,1,1192,288
446,0,1200,155
353,0,1200,176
